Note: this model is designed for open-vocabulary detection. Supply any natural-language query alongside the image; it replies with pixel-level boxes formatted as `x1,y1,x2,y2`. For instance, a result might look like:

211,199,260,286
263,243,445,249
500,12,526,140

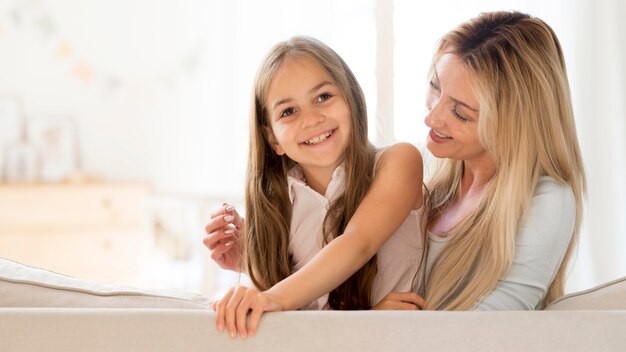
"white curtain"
565,0,626,292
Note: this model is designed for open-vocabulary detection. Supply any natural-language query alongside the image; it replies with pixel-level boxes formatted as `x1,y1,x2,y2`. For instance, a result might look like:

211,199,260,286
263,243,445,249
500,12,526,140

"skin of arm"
216,142,423,338
266,142,423,309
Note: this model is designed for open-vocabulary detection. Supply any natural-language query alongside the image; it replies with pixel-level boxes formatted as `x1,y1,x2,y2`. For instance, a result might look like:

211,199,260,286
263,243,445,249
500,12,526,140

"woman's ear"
263,126,285,156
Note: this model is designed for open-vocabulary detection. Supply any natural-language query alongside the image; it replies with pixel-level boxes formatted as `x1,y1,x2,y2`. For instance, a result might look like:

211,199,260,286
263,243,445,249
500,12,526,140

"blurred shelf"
0,182,152,285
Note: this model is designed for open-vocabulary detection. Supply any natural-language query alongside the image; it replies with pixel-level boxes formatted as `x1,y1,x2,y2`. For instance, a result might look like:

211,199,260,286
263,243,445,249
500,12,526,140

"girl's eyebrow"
432,68,478,112
271,81,334,111
310,81,333,94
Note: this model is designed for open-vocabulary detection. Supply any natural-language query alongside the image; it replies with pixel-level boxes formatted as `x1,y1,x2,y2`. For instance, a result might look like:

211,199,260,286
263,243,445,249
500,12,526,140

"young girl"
203,36,424,338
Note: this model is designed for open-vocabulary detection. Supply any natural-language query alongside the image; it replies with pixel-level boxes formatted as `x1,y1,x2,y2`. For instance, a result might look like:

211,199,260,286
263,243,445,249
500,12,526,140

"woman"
415,10,586,310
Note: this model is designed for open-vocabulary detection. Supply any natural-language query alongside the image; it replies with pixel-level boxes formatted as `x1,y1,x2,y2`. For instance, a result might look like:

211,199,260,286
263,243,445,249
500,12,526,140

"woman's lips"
429,129,452,143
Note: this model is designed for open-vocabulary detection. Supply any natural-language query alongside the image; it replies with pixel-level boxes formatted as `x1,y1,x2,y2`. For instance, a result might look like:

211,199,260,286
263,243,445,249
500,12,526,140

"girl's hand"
372,292,426,310
203,204,244,271
213,286,283,338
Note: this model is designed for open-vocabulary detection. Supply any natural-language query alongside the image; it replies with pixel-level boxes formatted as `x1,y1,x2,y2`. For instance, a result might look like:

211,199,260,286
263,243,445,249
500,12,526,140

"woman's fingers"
203,224,236,249
204,214,234,235
372,291,427,310
395,292,426,309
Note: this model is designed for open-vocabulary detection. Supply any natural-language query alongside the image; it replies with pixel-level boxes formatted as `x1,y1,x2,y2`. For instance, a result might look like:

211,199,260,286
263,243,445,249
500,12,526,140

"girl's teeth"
305,131,332,145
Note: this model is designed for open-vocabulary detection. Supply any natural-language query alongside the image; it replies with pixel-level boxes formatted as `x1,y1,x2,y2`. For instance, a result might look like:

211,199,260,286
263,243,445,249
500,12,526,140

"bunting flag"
0,0,206,95
55,41,72,58
73,62,94,85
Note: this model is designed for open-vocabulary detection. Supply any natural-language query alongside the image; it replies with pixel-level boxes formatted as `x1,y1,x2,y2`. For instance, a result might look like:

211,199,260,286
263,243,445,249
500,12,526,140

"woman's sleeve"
474,177,576,310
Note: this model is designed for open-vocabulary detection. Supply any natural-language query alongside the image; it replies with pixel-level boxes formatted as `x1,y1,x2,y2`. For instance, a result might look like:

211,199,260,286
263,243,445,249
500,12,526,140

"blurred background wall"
0,0,623,298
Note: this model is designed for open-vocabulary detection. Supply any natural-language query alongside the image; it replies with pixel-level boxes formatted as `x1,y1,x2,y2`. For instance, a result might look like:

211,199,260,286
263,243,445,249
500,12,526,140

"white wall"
0,0,624,295
0,0,376,199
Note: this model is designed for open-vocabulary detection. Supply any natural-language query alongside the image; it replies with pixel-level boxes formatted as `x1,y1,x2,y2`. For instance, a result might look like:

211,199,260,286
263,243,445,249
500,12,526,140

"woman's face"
424,53,490,163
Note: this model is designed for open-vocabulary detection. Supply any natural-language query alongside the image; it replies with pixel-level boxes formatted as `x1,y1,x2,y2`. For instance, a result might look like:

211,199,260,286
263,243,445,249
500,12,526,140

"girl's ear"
263,126,285,156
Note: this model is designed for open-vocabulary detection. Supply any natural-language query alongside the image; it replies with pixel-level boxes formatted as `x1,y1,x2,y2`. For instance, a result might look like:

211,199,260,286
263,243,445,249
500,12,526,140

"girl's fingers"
236,292,257,338
247,300,266,336
225,287,247,338
216,288,234,331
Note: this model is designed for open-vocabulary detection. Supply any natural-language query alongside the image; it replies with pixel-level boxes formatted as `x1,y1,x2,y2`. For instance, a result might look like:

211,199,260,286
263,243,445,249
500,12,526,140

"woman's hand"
372,292,426,310
213,286,283,338
203,204,244,271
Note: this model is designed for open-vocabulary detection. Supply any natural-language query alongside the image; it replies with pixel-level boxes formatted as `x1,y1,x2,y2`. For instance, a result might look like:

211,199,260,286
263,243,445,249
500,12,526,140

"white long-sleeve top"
424,176,576,310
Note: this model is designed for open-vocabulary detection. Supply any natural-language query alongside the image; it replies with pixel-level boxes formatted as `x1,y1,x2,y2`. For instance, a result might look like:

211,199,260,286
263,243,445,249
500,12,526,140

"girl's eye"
316,93,332,103
452,108,469,123
280,107,295,118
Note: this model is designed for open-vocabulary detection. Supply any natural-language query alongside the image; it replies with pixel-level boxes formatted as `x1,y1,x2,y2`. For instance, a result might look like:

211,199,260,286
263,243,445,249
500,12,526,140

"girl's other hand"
203,204,243,271
214,286,283,338
372,292,426,310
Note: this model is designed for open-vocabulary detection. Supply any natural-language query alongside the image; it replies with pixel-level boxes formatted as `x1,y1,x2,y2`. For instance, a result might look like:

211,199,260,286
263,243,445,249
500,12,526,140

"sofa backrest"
546,276,626,310
0,258,211,309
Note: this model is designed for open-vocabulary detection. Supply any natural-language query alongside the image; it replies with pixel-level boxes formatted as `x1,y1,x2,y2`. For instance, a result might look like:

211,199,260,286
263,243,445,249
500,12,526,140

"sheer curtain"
567,0,626,292
390,0,626,293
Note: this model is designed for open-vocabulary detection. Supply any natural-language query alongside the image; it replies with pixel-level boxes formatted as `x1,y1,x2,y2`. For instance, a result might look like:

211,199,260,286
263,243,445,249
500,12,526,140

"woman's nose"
425,99,444,129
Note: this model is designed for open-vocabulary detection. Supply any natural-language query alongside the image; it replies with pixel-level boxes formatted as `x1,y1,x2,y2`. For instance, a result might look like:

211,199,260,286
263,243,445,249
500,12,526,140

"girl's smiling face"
264,55,351,182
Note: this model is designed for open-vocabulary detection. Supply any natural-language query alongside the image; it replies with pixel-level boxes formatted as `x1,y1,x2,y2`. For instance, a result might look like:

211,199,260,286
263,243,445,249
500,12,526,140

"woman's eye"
316,93,332,102
453,109,469,123
429,80,441,92
280,107,295,118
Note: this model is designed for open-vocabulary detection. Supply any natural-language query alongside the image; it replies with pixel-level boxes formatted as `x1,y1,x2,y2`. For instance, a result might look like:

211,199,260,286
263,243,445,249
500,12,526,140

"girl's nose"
301,108,324,128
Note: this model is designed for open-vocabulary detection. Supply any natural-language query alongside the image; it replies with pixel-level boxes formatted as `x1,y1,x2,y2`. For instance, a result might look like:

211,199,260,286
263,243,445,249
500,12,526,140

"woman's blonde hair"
244,36,377,309
423,11,586,310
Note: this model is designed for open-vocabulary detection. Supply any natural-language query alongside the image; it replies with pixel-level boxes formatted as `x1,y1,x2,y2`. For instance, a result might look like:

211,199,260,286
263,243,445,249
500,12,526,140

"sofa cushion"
0,258,211,309
546,276,626,310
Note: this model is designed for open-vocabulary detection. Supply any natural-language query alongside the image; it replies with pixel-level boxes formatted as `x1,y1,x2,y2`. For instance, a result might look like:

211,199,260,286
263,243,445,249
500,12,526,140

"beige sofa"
1,258,625,352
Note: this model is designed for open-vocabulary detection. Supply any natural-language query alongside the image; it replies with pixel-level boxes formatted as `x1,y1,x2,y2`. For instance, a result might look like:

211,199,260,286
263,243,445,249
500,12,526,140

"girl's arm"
216,142,423,338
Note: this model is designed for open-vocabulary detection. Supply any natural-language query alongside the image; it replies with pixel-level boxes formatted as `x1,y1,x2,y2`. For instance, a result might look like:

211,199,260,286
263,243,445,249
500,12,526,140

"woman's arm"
474,177,576,310
216,142,423,337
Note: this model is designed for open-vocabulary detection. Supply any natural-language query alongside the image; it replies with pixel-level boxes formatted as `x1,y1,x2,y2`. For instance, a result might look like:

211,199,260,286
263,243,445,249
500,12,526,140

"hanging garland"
0,0,206,95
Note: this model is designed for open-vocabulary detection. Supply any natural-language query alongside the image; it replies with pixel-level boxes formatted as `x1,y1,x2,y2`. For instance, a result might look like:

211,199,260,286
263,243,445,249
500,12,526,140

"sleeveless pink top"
287,150,423,309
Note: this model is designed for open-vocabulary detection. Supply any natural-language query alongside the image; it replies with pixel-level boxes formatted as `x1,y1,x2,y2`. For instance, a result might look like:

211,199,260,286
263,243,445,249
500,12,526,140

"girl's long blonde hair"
244,36,378,309
423,11,586,310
